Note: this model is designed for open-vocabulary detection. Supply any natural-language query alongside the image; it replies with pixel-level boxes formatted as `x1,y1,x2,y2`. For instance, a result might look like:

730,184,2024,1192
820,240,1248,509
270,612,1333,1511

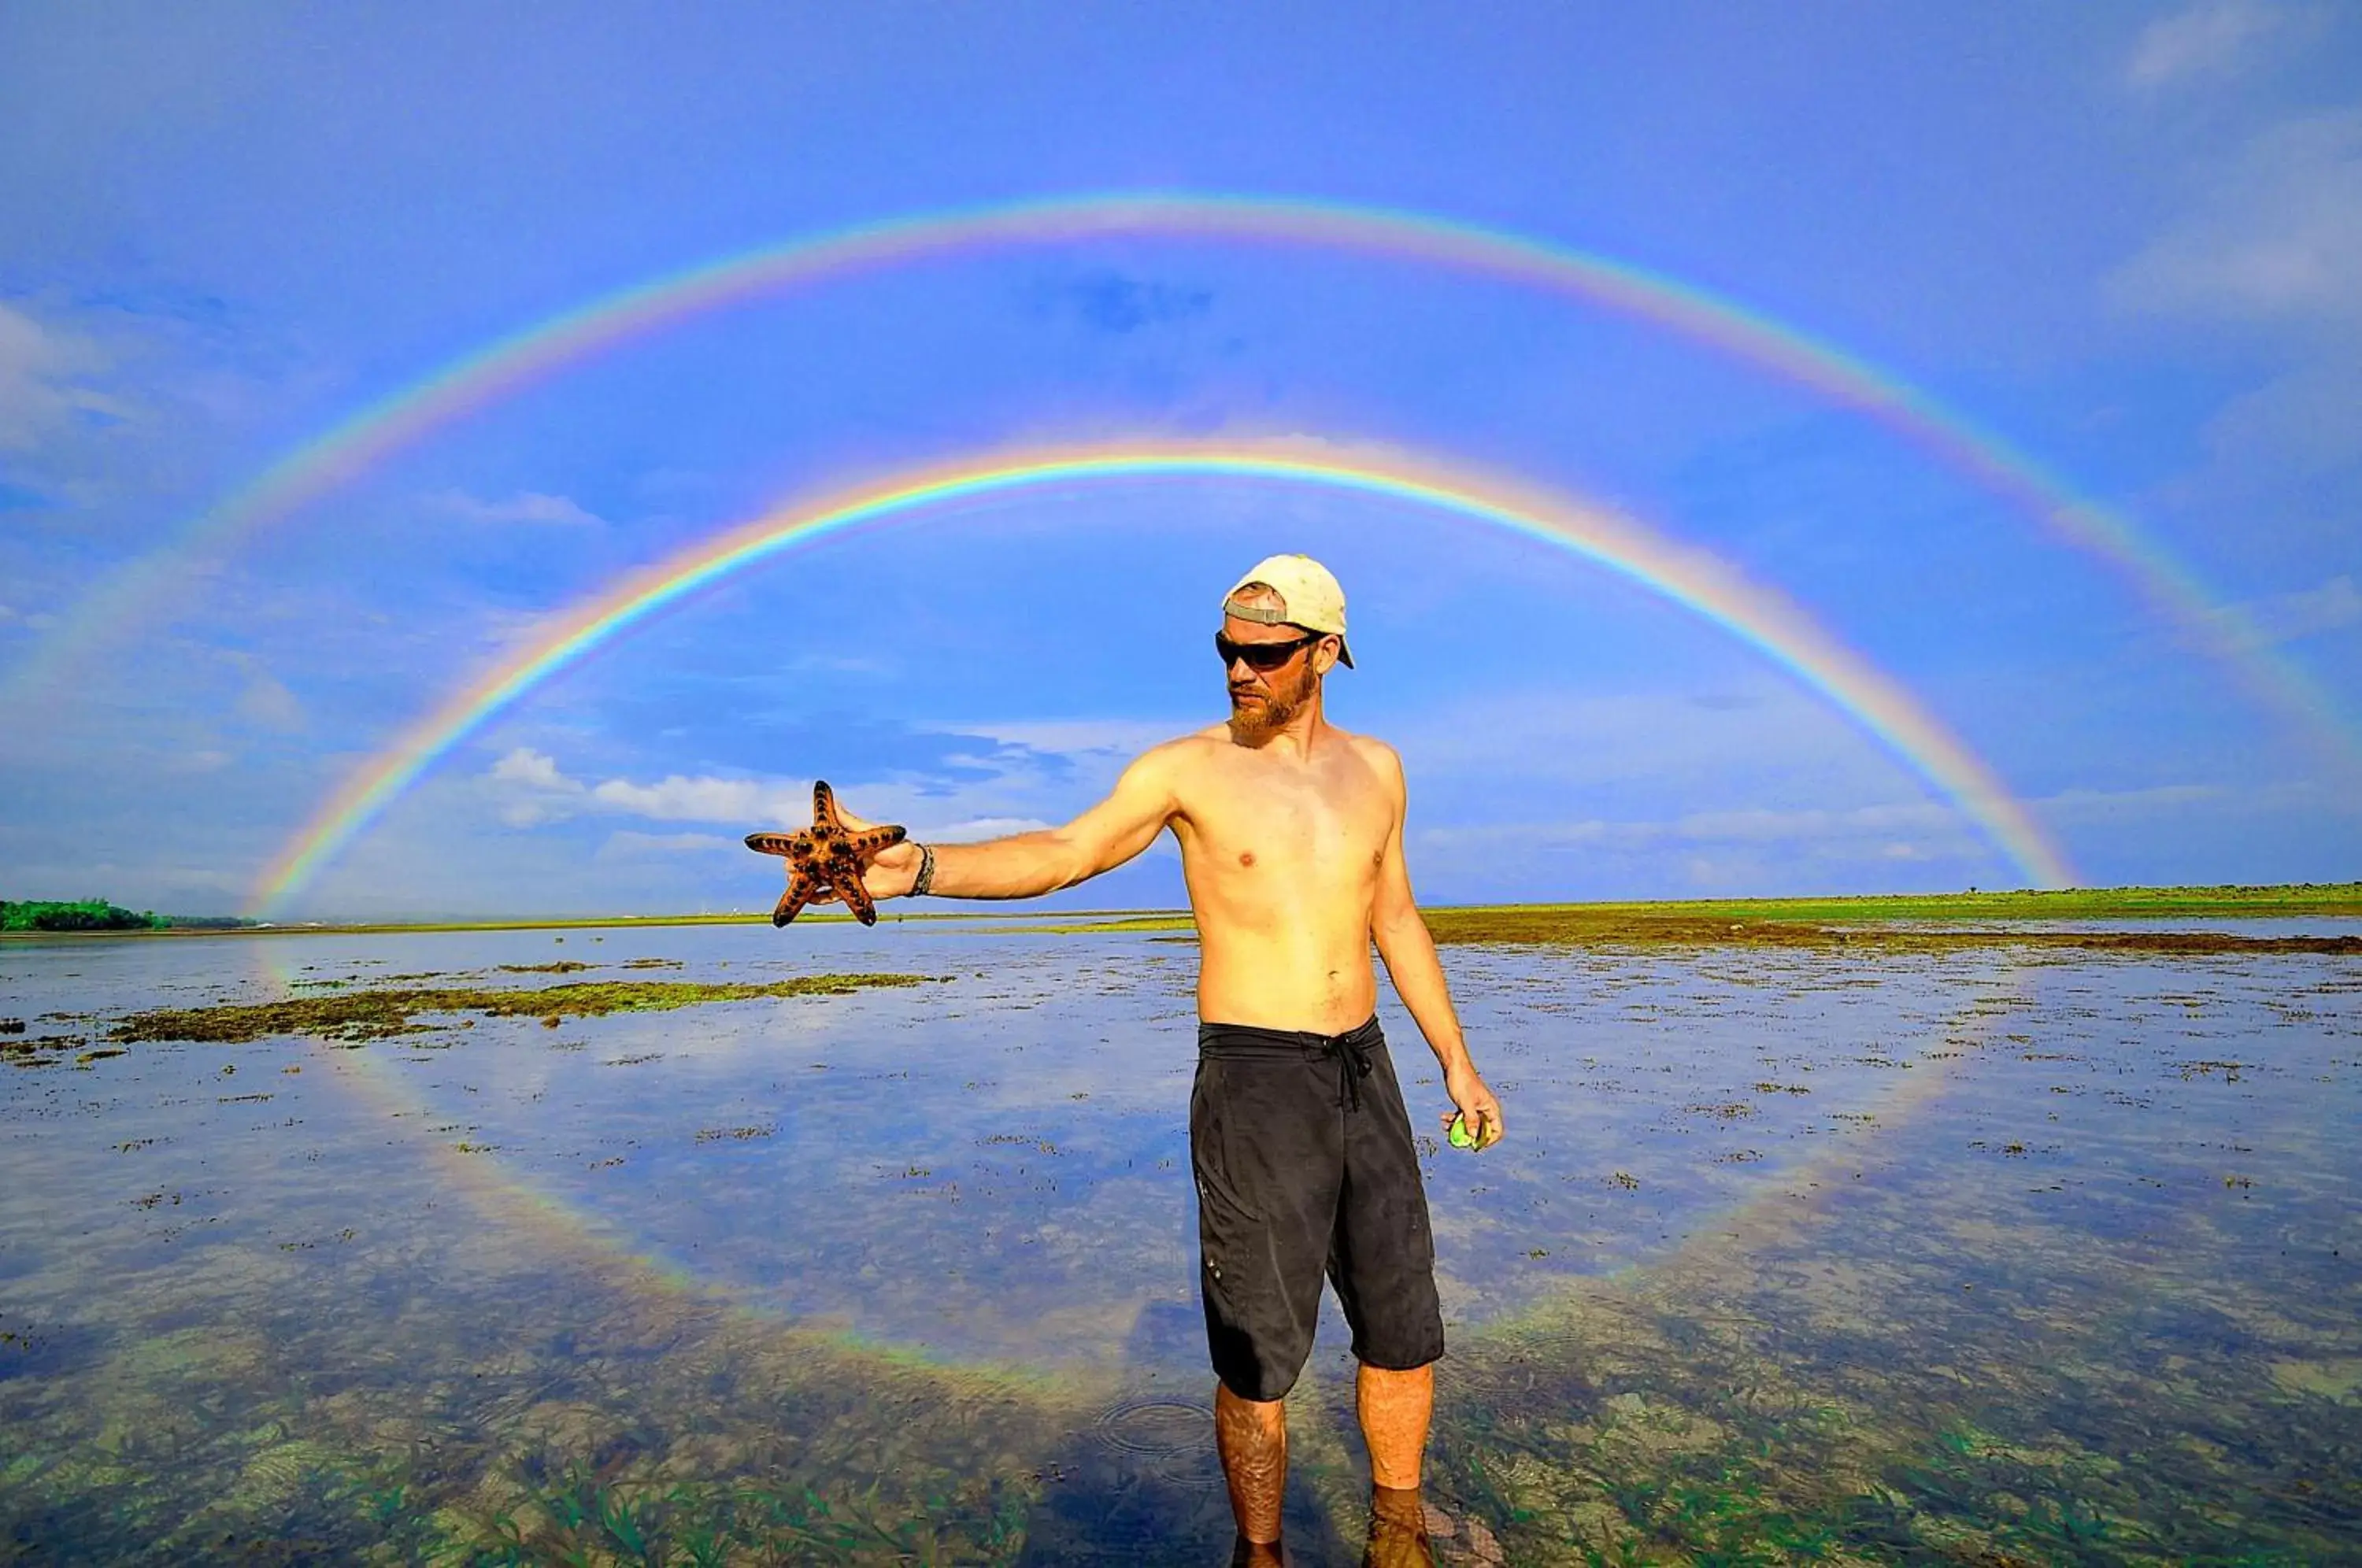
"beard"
1226,660,1318,743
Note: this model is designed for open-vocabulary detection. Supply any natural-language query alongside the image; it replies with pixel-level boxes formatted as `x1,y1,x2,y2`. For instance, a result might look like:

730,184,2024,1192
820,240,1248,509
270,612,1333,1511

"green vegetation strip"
1002,886,2362,950
109,974,932,1045
1442,880,2362,921
1001,908,2361,952
12,883,2357,941
1419,906,2362,952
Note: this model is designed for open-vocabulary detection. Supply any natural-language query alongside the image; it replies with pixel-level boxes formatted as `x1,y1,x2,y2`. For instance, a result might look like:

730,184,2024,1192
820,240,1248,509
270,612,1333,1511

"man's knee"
1216,1379,1289,1424
1357,1357,1436,1384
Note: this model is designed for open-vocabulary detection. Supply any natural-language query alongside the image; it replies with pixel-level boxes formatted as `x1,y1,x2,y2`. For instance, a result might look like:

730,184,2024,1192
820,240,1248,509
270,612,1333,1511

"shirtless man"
833,554,1503,1564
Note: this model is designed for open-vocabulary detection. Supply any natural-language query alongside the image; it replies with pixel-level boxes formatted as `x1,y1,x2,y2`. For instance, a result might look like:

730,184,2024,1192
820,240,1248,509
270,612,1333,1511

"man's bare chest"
1175,762,1392,876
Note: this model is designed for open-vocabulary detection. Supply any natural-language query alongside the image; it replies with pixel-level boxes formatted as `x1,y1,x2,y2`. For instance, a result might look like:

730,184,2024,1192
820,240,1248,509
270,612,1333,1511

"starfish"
744,780,907,927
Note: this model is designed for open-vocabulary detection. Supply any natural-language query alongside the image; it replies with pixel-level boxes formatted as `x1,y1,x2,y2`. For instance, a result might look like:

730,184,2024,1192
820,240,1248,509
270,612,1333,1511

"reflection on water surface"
2,921,2356,1562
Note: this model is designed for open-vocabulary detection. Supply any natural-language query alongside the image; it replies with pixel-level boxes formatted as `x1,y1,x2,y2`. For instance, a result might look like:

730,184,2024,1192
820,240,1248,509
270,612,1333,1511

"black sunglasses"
1216,631,1324,671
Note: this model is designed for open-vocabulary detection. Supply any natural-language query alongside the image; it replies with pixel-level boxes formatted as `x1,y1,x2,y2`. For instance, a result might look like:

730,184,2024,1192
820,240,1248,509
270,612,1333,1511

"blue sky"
2,2,2357,919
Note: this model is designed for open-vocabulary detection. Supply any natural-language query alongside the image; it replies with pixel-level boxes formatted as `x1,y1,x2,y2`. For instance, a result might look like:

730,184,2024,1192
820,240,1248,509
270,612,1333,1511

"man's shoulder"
1120,727,1231,782
1335,727,1404,776
1149,725,1236,761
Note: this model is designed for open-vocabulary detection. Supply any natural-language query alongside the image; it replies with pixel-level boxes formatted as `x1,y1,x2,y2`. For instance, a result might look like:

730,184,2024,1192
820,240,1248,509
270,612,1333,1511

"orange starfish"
744,780,907,927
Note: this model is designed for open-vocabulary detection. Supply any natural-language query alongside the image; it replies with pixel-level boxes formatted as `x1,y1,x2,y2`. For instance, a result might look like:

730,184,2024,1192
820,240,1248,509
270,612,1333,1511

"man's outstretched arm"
1367,745,1504,1145
837,744,1183,902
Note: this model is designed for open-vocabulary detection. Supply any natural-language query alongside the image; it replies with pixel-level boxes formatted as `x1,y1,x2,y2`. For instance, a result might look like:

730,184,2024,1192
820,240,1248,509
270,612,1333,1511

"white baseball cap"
1223,553,1353,668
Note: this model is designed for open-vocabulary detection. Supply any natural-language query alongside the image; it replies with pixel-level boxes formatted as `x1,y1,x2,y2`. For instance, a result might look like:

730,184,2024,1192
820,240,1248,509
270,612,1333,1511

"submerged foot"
1364,1485,1434,1568
1230,1533,1288,1566
1365,1486,1501,1568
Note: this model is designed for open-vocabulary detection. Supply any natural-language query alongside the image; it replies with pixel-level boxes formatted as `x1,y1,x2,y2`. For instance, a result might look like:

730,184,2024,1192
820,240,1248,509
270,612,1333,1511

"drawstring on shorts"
1325,1030,1375,1113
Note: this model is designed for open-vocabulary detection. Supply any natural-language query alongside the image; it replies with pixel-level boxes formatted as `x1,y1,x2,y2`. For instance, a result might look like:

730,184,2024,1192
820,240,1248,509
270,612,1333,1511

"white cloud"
220,651,304,732
2126,1,2284,91
0,301,126,452
596,830,739,857
2108,109,2362,331
490,745,580,790
1672,801,1958,844
429,487,605,526
1411,800,1971,858
1390,680,1886,797
1412,782,2246,876
928,815,1057,841
787,652,898,677
1414,819,1646,853
485,751,809,830
2201,361,2362,473
928,717,1197,759
480,746,1071,845
2034,782,2227,820
2205,574,2362,649
579,772,1059,841
235,671,303,731
590,773,803,823
487,745,589,825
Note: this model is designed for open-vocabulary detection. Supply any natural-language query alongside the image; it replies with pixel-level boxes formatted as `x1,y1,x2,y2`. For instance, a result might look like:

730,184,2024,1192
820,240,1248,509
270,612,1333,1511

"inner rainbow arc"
251,443,2076,913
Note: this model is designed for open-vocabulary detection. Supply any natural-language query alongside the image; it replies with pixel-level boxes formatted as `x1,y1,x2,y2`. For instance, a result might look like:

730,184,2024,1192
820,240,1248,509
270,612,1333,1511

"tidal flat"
1,914,2356,1563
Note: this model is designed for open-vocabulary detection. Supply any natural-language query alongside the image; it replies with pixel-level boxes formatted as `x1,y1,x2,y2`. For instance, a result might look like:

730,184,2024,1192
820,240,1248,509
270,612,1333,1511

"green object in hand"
1448,1111,1495,1152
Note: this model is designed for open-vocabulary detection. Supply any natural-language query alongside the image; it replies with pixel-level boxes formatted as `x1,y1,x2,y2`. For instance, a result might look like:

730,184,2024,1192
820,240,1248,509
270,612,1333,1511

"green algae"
108,973,934,1045
7,937,2356,1562
0,1254,1061,1565
1419,1217,2361,1565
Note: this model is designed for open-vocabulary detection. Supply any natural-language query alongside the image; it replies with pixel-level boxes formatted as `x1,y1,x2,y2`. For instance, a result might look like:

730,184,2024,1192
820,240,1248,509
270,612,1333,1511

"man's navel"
1238,850,1256,867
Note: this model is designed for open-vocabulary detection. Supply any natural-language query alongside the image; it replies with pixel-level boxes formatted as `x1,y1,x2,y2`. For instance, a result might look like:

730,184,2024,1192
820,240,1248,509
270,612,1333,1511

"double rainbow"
254,442,2075,912
13,193,2350,775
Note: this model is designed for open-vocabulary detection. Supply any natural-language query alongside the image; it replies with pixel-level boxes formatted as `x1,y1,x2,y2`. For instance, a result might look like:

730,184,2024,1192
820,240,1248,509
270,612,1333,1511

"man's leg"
1357,1361,1432,1488
1195,1037,1341,1555
1328,1035,1444,1491
1216,1381,1288,1545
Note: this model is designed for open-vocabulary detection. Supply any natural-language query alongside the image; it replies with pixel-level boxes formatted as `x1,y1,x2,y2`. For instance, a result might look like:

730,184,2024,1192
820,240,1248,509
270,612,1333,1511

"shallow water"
2,923,2355,1563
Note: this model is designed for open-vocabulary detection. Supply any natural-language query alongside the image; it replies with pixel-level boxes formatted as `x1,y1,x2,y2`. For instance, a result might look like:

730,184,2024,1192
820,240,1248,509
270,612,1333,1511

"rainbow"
11,192,2351,770
253,442,2075,912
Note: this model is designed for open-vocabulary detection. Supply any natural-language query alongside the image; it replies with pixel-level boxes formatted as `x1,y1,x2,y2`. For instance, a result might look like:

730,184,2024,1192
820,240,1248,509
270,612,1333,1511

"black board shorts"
1190,1015,1446,1401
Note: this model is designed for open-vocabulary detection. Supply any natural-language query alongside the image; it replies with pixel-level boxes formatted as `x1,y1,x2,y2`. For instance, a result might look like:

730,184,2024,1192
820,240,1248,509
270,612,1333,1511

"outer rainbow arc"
13,193,2350,777
252,444,2075,913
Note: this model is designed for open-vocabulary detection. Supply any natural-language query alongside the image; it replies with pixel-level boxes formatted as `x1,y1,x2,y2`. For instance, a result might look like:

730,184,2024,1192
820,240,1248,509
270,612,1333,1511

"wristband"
911,841,936,897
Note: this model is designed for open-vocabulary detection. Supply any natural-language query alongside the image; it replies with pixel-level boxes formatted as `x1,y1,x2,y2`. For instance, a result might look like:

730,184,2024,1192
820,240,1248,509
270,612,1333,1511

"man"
832,554,1502,1564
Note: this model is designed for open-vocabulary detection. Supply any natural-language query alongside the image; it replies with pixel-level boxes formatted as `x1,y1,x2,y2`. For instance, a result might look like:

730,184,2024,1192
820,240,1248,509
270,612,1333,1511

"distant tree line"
0,900,256,932
0,899,158,931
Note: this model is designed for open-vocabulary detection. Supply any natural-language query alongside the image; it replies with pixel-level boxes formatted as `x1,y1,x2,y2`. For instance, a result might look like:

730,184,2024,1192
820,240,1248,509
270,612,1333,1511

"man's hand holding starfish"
743,781,910,927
